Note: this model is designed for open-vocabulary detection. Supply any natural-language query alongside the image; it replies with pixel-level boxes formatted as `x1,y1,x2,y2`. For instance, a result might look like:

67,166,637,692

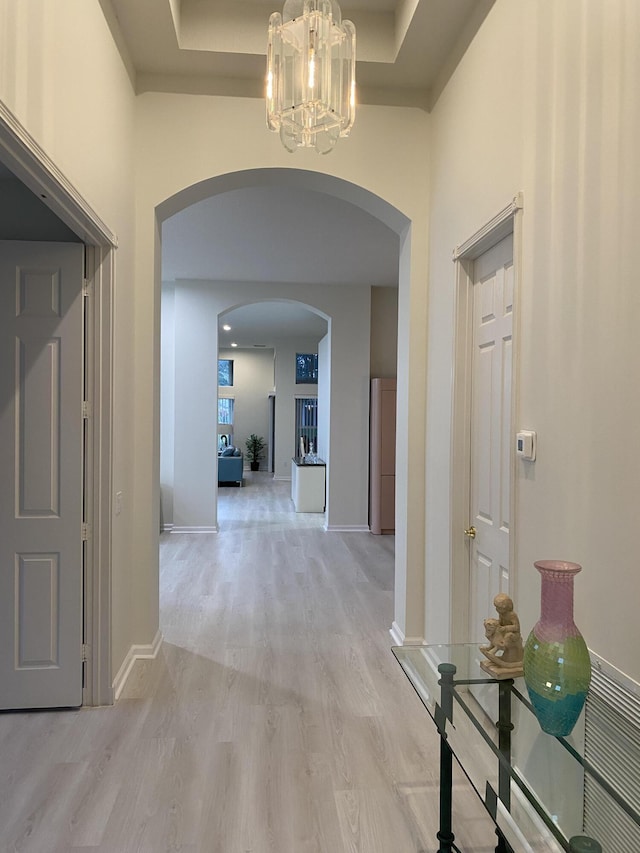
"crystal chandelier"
266,0,356,155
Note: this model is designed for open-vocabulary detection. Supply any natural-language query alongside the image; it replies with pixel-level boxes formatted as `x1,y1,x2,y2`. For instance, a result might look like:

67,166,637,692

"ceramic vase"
523,560,591,737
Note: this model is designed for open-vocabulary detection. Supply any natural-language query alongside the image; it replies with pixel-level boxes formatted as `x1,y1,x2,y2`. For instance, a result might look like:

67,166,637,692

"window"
218,358,234,386
296,353,318,384
295,397,318,455
218,397,234,426
218,397,234,451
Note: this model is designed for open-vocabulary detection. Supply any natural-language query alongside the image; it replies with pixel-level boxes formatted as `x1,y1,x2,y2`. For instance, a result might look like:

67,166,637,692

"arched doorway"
157,170,406,536
160,294,331,531
138,166,426,681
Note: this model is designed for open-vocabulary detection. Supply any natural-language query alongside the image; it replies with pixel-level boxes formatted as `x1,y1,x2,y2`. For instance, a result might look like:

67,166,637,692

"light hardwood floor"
0,473,496,852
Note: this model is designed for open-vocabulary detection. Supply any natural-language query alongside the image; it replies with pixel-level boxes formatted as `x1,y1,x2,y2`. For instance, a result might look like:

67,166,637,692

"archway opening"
158,169,407,538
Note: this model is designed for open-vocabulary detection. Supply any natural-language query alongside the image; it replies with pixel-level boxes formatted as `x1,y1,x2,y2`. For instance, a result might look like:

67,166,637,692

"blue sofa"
217,448,244,485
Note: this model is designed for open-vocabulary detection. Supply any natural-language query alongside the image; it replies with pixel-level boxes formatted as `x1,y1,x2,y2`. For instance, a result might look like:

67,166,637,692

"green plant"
245,433,266,463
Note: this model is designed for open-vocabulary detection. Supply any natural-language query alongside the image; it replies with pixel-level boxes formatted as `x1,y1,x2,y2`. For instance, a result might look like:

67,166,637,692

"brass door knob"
464,526,476,539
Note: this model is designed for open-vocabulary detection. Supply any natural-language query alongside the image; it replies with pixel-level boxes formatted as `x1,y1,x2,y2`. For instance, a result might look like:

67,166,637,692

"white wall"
135,99,430,642
162,320,326,526
160,283,176,527
0,1,139,677
317,333,330,465
0,34,428,672
218,347,274,464
164,285,395,521
168,281,371,532
11,0,639,698
426,0,640,681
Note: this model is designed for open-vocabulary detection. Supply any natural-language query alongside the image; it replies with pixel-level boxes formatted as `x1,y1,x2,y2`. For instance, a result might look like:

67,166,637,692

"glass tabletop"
392,644,637,853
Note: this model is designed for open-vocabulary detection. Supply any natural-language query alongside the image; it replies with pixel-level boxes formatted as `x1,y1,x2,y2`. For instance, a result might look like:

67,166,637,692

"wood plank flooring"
0,473,496,852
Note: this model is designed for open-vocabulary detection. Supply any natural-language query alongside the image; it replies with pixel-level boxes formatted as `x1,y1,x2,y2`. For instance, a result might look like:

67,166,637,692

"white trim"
112,631,163,701
0,101,117,248
450,194,524,644
161,523,175,533
389,622,405,646
273,475,291,482
324,524,369,533
170,525,219,534
0,102,115,707
83,246,115,707
452,194,523,262
389,621,424,646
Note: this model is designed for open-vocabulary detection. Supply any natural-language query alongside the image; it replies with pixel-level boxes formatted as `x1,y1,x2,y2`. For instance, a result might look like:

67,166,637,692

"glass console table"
392,644,639,853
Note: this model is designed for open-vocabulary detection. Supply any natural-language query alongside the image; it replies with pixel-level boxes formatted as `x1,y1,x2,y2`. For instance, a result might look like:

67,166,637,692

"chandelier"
266,0,356,154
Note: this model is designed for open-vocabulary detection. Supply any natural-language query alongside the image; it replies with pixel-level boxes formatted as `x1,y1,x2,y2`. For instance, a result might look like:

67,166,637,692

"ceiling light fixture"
222,324,231,331
231,342,238,348
266,0,356,155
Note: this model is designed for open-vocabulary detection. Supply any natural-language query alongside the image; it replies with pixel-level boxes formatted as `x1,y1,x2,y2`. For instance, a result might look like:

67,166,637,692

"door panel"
0,241,84,709
469,234,513,645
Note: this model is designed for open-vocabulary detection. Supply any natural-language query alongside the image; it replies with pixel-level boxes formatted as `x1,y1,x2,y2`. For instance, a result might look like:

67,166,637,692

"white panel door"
468,234,514,645
0,241,84,709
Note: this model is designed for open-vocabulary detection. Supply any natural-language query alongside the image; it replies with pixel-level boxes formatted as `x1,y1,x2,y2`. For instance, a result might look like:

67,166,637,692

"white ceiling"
101,0,496,109
162,186,400,286
219,301,328,349
161,186,398,347
102,0,495,343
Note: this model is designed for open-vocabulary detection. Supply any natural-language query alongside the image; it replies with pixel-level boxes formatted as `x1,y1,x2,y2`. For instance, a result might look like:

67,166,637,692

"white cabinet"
291,458,326,512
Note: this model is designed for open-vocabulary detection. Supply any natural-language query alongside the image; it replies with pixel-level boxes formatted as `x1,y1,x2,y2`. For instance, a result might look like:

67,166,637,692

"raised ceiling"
101,0,496,109
102,0,496,344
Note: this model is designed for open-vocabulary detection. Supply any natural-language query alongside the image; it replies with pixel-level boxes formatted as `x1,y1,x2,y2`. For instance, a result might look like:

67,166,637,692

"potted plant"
245,433,266,471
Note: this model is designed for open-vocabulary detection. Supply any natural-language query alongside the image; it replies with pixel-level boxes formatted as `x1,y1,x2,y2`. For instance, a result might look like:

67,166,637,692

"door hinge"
82,278,91,297
82,400,93,418
82,523,92,541
81,643,90,662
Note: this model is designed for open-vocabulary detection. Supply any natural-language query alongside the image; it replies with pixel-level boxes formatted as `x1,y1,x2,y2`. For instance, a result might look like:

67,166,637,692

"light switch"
516,430,536,462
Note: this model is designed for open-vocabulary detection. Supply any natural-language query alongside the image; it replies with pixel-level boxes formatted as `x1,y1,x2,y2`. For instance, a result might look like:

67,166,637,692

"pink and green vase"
523,560,591,737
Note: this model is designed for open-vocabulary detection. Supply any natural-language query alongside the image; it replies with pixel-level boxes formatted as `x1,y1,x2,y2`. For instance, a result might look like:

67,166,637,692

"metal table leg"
436,664,458,853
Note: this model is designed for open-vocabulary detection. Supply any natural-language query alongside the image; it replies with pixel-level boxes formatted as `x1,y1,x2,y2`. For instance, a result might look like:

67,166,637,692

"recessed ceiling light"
231,342,238,348
222,324,231,331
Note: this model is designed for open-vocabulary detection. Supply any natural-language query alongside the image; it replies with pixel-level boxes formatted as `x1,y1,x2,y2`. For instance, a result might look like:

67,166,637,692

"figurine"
479,593,524,679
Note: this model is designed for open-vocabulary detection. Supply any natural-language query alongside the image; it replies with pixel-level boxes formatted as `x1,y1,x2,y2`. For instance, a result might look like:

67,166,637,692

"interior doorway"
216,302,327,490
0,240,84,710
0,106,116,707
157,171,401,536
467,233,514,645
154,168,409,643
159,288,329,533
450,195,523,645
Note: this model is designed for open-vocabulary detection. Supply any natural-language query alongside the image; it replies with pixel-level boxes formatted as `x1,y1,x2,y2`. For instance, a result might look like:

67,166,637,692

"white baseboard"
161,523,174,533
324,524,370,533
112,630,163,701
170,525,219,533
273,475,291,482
389,621,424,646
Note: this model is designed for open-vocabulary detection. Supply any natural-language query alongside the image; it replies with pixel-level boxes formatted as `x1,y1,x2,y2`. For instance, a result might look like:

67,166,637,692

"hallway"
0,475,495,852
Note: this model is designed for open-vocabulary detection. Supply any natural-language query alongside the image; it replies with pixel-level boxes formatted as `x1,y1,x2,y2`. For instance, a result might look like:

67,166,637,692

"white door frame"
449,194,523,644
0,101,116,706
